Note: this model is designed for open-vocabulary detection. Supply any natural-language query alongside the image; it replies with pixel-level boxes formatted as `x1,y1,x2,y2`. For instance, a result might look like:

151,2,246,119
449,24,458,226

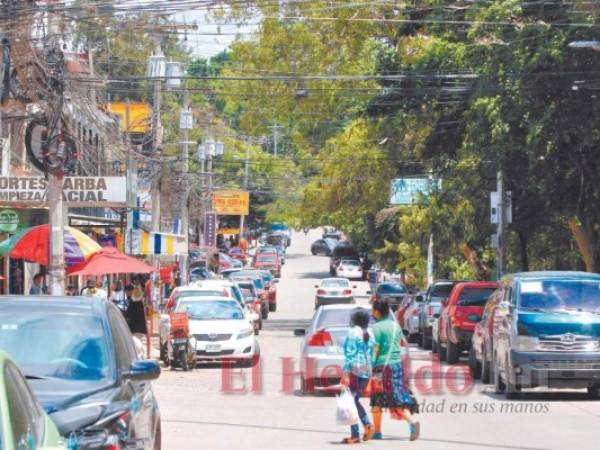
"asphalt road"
154,230,600,450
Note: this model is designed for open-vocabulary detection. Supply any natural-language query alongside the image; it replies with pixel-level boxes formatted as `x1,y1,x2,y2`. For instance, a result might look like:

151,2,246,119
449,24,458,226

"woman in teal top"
340,309,375,444
370,298,419,441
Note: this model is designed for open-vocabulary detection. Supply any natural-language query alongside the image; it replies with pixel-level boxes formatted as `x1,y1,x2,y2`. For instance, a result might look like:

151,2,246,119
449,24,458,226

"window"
377,283,407,294
457,288,498,306
108,305,137,371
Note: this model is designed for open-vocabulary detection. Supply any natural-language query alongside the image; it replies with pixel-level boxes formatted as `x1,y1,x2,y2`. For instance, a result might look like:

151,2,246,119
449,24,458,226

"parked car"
311,238,338,256
230,280,262,335
228,246,247,265
219,252,243,271
229,273,270,319
329,243,360,275
174,296,260,367
266,231,289,248
418,281,458,350
273,245,286,265
492,271,600,398
0,297,162,450
404,292,425,342
437,281,499,364
335,259,363,280
314,278,356,309
370,282,409,312
469,289,503,382
323,231,342,240
223,269,279,312
252,252,282,278
255,245,278,255
0,350,67,449
294,305,370,393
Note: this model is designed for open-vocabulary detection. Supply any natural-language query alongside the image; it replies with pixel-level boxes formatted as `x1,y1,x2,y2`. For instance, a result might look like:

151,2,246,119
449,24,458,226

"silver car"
314,278,356,309
295,304,370,393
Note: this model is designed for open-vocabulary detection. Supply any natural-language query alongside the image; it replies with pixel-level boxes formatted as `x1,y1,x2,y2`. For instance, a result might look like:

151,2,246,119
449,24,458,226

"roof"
319,304,367,311
176,296,232,303
0,295,103,314
184,280,236,289
506,271,600,281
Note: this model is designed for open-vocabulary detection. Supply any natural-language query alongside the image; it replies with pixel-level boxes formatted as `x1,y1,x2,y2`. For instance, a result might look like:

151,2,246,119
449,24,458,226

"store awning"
126,229,186,256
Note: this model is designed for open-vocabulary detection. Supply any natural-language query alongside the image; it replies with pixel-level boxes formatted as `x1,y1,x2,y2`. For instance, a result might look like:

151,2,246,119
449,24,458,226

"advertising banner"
212,190,249,215
390,177,442,205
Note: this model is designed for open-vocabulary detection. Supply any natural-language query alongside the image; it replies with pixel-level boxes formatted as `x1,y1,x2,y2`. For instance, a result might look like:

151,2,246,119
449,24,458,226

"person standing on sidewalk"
340,309,375,444
370,298,420,441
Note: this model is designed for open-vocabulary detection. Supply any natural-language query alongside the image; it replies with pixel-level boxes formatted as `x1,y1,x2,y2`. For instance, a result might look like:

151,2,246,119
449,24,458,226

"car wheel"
153,423,161,450
468,347,481,380
261,306,268,320
494,357,505,394
446,340,460,364
269,303,277,312
504,357,521,399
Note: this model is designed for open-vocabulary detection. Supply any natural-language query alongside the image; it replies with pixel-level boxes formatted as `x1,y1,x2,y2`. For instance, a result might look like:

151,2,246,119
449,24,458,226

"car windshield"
176,300,244,320
316,308,372,329
378,283,406,294
0,312,111,382
258,247,276,253
457,288,497,306
257,256,276,263
431,284,454,301
322,279,349,288
239,287,255,300
518,279,600,313
341,260,360,267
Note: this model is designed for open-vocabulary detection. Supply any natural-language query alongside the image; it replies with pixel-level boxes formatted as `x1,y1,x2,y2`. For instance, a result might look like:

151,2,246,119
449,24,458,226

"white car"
175,296,260,367
314,278,356,309
160,281,260,359
335,259,363,280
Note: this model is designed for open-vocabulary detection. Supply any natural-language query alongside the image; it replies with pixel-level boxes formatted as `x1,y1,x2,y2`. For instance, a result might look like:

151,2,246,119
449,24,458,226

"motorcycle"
168,312,197,371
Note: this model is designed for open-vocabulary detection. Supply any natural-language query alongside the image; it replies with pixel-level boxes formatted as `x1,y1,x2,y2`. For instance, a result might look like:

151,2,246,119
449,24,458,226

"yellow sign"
218,228,241,235
103,102,151,133
213,191,249,215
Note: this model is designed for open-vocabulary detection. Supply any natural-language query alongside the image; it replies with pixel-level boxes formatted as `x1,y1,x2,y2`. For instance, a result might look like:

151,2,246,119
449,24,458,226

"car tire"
446,340,460,364
468,347,481,380
587,385,600,398
421,329,432,350
504,357,521,399
261,306,269,320
153,424,162,450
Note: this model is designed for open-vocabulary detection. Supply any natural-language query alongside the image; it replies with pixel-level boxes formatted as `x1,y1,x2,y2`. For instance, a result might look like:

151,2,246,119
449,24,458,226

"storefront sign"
0,209,19,232
217,227,241,235
212,190,249,215
0,176,127,207
204,212,217,247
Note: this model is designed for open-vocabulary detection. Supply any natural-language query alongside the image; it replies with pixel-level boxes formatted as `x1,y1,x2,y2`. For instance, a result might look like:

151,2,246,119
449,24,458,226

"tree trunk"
517,230,529,272
459,243,490,281
568,219,594,272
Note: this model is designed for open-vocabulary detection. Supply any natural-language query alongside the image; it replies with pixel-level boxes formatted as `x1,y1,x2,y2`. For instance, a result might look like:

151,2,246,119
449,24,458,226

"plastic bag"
336,388,359,425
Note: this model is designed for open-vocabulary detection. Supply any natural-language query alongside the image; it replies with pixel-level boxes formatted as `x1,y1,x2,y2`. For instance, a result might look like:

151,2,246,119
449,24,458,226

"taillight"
342,289,352,295
412,309,419,316
317,289,326,295
308,329,334,346
428,305,433,316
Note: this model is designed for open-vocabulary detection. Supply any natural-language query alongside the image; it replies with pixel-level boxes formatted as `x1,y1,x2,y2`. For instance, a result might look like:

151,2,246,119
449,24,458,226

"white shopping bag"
336,387,359,425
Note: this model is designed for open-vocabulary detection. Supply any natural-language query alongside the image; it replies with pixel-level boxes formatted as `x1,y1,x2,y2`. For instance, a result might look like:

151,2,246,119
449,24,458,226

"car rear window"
322,279,350,288
317,308,371,328
457,288,497,306
377,283,406,294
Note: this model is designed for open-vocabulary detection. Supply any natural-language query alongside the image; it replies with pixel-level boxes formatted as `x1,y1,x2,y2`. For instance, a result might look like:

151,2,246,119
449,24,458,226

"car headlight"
237,328,254,339
513,335,539,352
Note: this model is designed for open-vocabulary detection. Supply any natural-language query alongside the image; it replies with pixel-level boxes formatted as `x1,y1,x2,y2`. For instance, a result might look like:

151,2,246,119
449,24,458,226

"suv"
370,282,409,312
418,281,458,349
437,281,499,364
492,271,600,398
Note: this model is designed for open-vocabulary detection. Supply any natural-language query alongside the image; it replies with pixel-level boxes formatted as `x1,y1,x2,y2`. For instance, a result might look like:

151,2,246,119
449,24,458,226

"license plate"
205,344,221,353
331,291,340,296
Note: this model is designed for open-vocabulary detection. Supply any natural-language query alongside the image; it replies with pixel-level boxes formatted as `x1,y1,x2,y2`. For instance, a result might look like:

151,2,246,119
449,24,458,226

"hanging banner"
212,190,249,215
204,212,217,247
0,176,127,207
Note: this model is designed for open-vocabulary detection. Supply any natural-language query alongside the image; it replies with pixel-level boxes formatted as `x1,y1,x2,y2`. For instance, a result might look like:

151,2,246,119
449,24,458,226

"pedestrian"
109,280,125,307
340,308,375,444
125,284,148,336
370,298,420,441
81,279,99,297
66,284,77,296
29,273,47,295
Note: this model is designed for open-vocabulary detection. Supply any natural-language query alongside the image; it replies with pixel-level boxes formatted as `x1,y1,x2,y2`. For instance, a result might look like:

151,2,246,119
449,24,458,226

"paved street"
155,230,600,450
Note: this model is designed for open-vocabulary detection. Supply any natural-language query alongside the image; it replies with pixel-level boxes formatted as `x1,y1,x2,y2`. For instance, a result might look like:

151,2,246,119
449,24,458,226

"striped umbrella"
0,224,101,266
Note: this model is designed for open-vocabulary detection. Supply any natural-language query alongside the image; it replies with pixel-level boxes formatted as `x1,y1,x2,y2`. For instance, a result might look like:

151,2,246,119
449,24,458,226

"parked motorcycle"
168,312,197,371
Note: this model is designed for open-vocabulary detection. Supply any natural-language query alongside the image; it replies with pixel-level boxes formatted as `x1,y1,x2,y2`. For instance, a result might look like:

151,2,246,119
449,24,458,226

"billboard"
0,176,127,207
390,177,442,205
213,190,250,215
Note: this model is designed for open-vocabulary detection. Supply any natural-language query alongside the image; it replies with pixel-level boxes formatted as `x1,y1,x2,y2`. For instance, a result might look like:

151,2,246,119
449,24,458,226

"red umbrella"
67,247,155,276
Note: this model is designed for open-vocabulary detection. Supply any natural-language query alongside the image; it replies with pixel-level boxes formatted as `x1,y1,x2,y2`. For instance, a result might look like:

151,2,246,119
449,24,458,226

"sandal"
372,432,383,440
363,424,375,441
341,437,361,444
409,421,420,441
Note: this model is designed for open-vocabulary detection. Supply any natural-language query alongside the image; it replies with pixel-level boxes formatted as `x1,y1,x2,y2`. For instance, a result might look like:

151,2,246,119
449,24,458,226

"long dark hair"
351,308,371,343
372,298,390,318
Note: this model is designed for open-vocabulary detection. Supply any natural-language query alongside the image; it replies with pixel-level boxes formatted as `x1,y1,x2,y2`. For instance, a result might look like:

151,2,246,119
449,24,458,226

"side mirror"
366,290,371,295
293,328,306,337
123,360,161,381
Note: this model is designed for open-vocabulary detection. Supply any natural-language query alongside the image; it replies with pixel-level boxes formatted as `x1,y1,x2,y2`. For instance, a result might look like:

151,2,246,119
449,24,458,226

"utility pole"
150,45,164,235
268,121,284,156
496,170,506,278
239,145,250,238
180,81,190,285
